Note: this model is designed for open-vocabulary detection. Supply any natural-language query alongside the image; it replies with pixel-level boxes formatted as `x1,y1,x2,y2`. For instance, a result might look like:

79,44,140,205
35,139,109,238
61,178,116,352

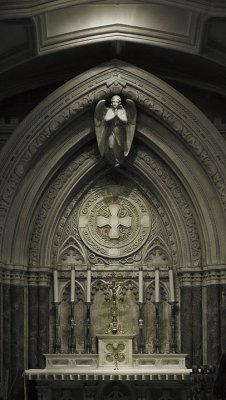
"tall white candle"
87,268,91,303
139,268,143,302
169,268,175,302
53,268,59,303
70,267,75,302
155,268,160,303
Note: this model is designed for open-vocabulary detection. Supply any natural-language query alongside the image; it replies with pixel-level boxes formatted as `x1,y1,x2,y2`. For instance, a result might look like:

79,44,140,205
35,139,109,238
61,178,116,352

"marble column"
28,284,39,368
220,284,226,354
38,286,50,368
192,286,202,366
180,287,193,367
10,283,24,400
206,285,220,366
0,277,1,387
3,283,11,389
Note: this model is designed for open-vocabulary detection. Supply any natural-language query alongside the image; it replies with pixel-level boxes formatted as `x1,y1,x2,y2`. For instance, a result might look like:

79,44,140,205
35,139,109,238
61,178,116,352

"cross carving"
96,204,131,239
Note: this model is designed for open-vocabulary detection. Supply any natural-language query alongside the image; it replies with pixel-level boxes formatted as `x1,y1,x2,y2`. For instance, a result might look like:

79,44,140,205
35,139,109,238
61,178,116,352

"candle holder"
137,302,146,354
86,267,91,303
138,267,143,303
111,279,119,335
153,301,161,354
53,301,61,353
69,301,77,353
84,301,92,353
169,300,178,353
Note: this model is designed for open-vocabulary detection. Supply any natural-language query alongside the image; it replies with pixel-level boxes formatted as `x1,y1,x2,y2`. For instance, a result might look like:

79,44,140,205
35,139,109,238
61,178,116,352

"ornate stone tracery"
27,143,201,270
28,147,96,266
133,147,201,267
0,61,225,267
46,173,178,268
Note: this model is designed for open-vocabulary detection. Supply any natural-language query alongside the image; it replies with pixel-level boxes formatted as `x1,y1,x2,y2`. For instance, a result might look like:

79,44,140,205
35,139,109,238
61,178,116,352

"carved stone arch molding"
0,59,226,267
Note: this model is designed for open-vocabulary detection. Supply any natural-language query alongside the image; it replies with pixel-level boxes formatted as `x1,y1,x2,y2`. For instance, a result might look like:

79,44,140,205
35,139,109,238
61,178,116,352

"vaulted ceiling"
1,0,226,137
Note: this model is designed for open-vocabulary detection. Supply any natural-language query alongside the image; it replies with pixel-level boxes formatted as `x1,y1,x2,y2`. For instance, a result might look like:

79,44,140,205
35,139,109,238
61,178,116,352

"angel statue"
94,95,137,167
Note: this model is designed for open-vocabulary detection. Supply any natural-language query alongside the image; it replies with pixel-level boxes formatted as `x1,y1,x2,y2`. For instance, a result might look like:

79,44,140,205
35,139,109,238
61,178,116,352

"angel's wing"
124,99,137,156
94,99,108,157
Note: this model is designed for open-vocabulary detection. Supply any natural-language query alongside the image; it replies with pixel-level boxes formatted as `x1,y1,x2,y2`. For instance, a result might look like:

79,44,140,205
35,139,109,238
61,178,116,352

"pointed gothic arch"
1,59,226,378
0,60,225,270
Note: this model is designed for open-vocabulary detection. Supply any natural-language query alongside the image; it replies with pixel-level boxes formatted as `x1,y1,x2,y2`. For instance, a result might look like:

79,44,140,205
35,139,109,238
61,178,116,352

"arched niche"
0,59,225,269
44,166,196,268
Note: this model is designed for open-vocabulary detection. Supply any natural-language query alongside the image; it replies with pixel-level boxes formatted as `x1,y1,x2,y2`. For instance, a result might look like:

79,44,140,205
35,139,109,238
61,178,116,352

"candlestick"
139,267,143,303
169,268,175,303
53,268,59,303
86,267,91,303
155,268,160,303
169,301,177,353
69,302,77,353
70,266,75,302
54,302,61,353
138,302,145,353
154,302,160,353
84,302,92,353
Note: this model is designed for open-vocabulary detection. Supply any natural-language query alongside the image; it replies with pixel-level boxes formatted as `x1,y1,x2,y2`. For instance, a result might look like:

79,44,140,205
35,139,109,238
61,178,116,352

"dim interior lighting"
192,365,198,373
192,365,216,374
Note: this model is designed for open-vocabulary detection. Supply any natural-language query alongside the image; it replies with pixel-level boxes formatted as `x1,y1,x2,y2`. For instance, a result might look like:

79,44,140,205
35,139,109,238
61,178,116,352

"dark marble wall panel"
38,286,50,368
28,285,39,368
180,287,193,367
220,285,226,354
3,284,11,388
206,285,220,366
0,280,2,388
192,286,202,366
10,284,24,400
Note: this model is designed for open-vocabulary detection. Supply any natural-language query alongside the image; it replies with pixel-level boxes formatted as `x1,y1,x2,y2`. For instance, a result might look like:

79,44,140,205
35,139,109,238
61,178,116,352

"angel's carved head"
111,95,122,109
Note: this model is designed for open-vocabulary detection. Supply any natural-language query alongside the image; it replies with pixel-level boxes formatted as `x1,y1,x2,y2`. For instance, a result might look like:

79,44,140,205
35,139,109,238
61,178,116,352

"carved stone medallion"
78,186,150,258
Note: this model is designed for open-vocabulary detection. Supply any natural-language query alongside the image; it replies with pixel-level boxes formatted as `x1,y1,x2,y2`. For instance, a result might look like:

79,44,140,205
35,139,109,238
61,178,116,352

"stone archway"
0,60,225,266
1,60,226,396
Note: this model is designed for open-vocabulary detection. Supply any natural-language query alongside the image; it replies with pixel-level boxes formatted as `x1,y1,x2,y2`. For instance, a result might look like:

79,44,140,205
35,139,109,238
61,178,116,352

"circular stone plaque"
78,186,150,258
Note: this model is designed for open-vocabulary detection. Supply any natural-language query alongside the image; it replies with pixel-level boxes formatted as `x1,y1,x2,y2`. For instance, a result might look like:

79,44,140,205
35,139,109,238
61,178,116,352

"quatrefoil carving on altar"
105,343,126,369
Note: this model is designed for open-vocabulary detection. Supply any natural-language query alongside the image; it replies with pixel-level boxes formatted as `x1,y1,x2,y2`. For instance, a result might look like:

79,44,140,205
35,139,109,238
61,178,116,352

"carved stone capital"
178,265,226,286
178,271,203,287
27,272,51,287
203,265,226,285
0,264,51,286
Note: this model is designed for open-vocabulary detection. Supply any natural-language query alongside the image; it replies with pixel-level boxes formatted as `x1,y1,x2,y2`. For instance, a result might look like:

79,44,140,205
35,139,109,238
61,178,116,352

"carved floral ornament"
0,62,224,265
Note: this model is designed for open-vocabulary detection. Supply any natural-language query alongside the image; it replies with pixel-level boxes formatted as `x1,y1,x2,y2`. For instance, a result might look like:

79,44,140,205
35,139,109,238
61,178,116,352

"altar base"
25,352,190,380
